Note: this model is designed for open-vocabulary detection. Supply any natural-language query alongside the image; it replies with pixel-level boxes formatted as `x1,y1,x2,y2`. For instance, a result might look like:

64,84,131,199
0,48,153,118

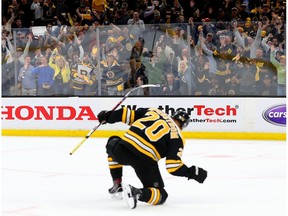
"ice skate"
122,184,142,209
109,179,123,200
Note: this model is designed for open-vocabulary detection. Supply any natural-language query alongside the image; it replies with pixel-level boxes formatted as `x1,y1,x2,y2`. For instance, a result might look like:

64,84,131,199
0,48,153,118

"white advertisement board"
1,97,286,133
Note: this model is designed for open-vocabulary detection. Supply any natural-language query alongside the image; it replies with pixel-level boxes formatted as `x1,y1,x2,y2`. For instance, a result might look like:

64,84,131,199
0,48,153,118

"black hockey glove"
187,166,207,183
97,110,112,124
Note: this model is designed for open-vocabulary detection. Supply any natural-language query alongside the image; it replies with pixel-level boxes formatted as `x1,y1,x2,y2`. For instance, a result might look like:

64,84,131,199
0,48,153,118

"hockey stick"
69,84,160,155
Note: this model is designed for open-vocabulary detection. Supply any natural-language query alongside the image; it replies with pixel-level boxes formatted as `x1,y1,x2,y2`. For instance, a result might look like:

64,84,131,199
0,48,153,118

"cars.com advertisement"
262,104,286,127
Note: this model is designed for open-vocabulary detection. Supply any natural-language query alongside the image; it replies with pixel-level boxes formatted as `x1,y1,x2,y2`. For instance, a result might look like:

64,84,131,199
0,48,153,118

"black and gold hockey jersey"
71,61,96,90
106,107,191,177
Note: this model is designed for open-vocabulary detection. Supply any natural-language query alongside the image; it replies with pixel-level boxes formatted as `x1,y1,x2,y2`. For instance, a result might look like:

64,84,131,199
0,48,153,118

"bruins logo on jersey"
106,70,115,78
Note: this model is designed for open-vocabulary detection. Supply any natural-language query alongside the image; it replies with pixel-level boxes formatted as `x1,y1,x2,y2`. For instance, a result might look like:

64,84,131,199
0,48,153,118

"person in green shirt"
270,45,286,96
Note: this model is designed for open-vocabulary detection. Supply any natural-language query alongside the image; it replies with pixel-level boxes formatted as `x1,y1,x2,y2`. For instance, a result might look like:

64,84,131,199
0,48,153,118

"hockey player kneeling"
97,107,207,209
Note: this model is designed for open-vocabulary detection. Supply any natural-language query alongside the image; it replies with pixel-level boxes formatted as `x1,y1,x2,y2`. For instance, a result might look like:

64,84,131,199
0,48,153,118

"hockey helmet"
172,110,190,129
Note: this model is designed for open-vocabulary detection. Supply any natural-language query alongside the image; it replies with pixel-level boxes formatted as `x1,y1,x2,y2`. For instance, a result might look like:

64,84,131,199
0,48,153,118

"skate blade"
122,184,136,209
111,191,123,200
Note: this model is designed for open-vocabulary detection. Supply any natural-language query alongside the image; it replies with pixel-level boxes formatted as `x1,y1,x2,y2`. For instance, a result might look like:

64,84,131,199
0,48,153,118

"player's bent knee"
106,136,121,157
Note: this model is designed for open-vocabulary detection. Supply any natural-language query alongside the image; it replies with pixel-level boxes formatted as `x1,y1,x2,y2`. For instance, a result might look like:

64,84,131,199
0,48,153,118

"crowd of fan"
1,0,286,96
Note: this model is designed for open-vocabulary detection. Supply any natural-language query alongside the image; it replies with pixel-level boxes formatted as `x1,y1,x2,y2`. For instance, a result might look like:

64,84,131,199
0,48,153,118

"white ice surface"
1,136,286,216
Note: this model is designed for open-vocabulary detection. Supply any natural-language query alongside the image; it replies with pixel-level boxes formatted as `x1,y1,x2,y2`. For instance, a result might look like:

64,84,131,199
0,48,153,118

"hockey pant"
106,137,168,205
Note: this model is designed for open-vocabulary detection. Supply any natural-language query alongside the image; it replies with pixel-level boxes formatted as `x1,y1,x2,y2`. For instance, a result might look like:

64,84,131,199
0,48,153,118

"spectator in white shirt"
127,12,145,39
31,0,44,26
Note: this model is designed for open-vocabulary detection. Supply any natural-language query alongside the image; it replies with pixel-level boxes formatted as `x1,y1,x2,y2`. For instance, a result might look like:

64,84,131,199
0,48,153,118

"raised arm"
233,21,245,47
19,35,32,64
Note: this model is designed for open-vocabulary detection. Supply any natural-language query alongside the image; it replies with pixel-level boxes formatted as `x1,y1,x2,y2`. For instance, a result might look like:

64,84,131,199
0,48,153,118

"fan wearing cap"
261,4,272,20
150,10,165,29
230,7,240,20
97,107,207,209
238,3,249,21
201,17,215,37
255,73,277,96
212,31,234,95
101,54,125,96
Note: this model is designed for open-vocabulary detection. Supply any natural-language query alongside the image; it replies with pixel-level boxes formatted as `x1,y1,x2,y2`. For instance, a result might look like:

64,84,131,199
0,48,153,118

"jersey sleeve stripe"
166,159,182,164
125,108,130,124
166,164,184,173
129,109,135,125
121,107,135,125
166,159,184,173
122,107,128,123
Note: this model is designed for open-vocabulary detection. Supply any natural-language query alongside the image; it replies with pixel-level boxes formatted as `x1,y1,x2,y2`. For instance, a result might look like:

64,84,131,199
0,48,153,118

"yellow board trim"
1,129,286,140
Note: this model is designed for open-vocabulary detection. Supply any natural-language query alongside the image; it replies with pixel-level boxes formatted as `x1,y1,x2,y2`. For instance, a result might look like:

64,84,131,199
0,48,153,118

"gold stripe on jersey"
130,110,135,125
165,159,184,173
121,108,135,125
122,130,161,161
122,107,127,123
148,188,161,205
108,156,123,169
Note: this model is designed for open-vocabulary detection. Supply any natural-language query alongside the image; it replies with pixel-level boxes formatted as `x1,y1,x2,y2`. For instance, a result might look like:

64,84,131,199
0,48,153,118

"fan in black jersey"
70,53,96,96
97,107,207,209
